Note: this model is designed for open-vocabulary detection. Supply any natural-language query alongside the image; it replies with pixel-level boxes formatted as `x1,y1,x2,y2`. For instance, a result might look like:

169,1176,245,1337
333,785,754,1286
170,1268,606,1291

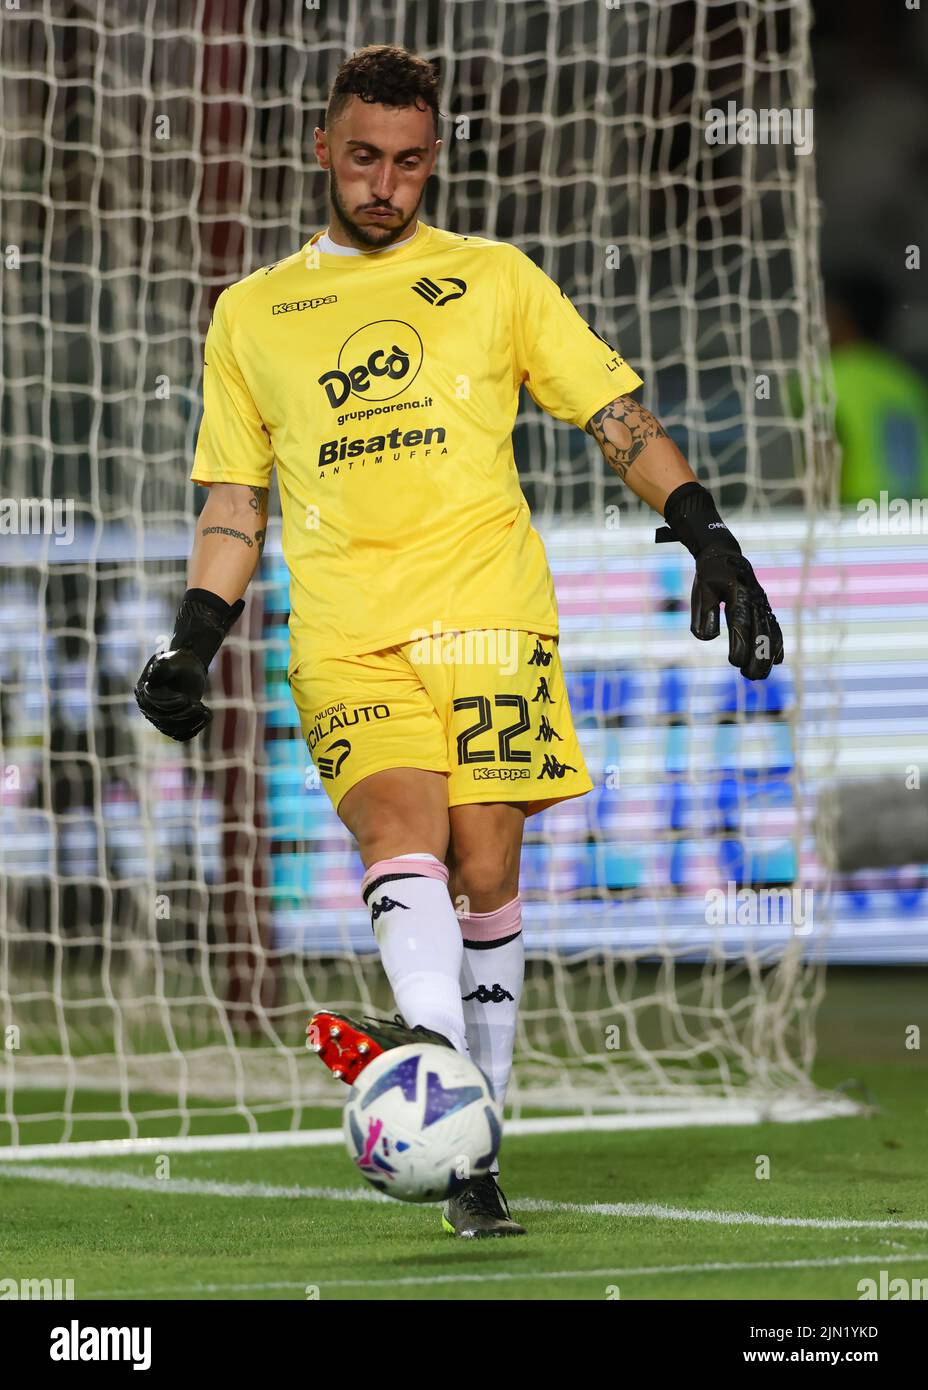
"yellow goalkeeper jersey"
191,221,643,671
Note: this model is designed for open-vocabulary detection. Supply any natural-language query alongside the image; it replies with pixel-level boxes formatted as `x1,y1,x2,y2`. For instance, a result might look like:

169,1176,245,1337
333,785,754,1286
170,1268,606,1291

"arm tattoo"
201,526,254,547
202,487,268,555
249,485,269,555
585,395,668,481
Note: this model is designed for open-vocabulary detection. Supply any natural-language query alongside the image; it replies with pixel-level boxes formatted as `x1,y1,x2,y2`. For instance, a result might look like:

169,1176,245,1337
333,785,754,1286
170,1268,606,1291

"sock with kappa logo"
361,852,468,1055
459,897,524,1175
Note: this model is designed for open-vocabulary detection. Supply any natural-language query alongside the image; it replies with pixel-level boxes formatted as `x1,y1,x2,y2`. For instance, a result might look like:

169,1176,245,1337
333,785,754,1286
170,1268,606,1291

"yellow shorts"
289,629,594,817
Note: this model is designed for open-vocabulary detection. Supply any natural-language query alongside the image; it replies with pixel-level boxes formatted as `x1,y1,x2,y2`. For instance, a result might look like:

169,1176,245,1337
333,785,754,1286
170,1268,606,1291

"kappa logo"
370,894,409,922
539,753,577,780
411,276,467,306
272,295,337,315
527,638,553,667
317,739,351,779
462,982,515,1004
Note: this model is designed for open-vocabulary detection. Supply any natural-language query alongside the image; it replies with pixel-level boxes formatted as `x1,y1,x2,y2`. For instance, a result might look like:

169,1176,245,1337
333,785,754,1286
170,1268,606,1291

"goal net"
0,0,841,1152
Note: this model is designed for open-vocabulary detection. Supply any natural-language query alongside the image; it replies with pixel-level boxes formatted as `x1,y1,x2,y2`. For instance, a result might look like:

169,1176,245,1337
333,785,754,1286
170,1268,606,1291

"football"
343,1044,502,1203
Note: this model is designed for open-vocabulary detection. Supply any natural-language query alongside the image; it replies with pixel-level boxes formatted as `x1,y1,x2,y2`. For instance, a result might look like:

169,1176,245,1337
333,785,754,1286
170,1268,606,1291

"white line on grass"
0,1099,863,1162
0,1164,387,1204
98,1252,928,1298
3,1163,928,1232
517,1198,928,1231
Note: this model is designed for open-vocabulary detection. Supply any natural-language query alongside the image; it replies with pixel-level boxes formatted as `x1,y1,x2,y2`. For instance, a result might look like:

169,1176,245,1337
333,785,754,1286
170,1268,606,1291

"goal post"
0,0,845,1154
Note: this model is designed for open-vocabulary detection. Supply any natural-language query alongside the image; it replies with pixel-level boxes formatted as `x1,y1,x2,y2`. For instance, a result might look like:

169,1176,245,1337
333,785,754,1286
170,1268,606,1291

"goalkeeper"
136,45,783,1238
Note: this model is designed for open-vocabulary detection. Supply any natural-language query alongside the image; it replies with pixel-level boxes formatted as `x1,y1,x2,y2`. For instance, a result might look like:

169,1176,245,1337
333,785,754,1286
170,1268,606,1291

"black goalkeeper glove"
134,588,245,741
656,482,784,681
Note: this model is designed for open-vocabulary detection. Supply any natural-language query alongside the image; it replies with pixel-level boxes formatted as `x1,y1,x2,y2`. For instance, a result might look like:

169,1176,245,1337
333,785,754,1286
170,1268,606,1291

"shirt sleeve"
190,289,276,487
510,247,644,428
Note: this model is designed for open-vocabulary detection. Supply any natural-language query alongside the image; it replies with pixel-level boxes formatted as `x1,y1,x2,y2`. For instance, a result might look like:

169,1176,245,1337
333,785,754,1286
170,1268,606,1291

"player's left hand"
690,547,784,680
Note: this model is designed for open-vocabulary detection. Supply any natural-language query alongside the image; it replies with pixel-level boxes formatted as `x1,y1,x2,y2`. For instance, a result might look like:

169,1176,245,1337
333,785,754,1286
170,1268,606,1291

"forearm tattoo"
201,488,269,554
201,526,254,547
586,395,668,481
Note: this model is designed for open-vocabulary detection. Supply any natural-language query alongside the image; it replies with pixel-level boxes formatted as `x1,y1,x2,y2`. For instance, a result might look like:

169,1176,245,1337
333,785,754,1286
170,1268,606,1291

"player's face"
314,98,440,249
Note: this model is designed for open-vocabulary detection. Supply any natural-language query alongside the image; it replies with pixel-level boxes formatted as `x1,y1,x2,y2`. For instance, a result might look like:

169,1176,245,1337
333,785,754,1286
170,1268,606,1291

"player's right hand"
134,648,212,741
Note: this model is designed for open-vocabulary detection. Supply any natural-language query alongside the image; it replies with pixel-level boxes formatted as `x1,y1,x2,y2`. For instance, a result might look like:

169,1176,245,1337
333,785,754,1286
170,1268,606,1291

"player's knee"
343,800,447,866
449,849,519,911
339,770,449,864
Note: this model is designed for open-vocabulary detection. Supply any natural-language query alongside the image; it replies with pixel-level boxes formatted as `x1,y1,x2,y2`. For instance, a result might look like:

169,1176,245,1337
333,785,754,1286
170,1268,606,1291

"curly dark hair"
326,45,440,133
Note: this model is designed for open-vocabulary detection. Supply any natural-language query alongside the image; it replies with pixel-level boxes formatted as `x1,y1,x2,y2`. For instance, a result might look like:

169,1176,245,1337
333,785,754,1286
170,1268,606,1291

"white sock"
360,852,468,1055
459,896,524,1114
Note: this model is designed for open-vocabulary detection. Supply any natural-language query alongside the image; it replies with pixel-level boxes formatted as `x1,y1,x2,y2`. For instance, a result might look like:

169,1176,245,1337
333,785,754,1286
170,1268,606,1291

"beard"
328,167,421,249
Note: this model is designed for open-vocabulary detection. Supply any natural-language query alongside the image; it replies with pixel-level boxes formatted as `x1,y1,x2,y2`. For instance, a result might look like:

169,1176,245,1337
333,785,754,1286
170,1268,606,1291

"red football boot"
306,1010,453,1085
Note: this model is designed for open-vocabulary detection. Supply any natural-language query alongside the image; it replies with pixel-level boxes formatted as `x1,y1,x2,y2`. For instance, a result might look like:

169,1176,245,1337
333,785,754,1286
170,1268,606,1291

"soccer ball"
343,1043,502,1203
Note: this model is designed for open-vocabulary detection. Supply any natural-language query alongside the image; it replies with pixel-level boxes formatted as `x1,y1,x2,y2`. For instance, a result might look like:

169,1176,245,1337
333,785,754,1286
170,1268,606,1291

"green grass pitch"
2,969,926,1301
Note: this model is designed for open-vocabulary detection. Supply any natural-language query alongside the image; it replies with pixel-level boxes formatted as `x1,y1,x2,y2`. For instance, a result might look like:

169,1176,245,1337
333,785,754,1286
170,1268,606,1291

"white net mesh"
0,0,837,1147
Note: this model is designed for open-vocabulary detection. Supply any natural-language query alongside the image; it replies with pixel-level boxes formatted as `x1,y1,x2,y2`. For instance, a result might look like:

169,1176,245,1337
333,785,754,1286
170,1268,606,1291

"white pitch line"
518,1197,928,1232
0,1100,862,1162
3,1162,928,1232
100,1252,928,1298
0,1130,347,1162
0,1164,388,1204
